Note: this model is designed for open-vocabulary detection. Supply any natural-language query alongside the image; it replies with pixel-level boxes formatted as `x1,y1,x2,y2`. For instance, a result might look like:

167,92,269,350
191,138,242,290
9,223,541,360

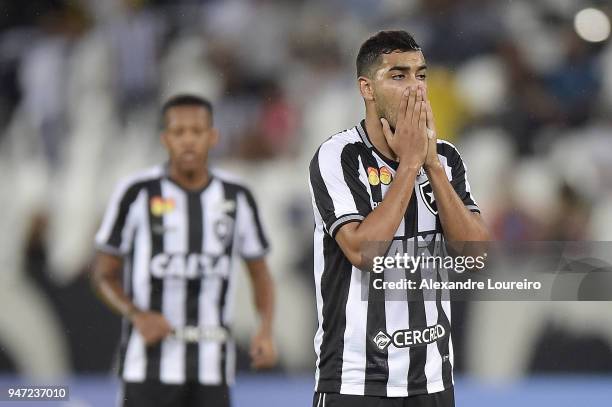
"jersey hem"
122,378,233,387
315,378,453,397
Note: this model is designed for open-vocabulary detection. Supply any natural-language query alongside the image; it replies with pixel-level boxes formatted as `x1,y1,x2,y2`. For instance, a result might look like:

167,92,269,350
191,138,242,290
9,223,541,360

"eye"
417,74,427,81
392,74,405,80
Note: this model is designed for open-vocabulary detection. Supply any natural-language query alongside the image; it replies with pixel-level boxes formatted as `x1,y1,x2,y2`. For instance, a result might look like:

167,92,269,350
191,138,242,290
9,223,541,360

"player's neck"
168,165,210,191
364,110,397,162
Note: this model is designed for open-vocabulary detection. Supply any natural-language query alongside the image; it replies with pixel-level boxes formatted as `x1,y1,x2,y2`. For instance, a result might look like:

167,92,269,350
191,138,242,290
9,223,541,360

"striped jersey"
95,164,269,385
308,120,479,397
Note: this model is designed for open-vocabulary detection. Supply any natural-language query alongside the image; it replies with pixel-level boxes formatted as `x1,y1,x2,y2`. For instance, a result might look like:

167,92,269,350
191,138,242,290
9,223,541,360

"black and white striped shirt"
95,165,269,385
308,121,479,397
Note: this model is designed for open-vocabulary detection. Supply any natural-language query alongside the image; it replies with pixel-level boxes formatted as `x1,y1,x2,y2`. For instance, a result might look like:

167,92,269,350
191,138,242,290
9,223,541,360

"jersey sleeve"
309,141,372,238
95,180,143,256
440,141,480,213
236,187,270,260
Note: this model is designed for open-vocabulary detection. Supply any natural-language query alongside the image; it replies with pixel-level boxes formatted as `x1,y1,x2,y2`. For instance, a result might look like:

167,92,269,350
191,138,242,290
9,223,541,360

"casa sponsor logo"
150,253,229,279
372,324,447,351
367,166,393,186
150,196,175,217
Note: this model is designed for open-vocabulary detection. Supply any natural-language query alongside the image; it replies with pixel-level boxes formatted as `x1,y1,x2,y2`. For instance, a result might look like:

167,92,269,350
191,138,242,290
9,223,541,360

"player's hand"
423,98,441,170
381,85,428,169
131,311,172,346
250,329,277,370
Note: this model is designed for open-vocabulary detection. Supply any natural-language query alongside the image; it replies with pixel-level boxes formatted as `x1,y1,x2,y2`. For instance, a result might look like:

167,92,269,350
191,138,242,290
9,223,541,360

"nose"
409,80,426,94
405,81,426,95
182,130,198,146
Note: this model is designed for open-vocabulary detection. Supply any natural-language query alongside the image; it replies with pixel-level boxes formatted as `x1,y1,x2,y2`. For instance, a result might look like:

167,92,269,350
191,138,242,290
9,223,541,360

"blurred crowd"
0,0,611,379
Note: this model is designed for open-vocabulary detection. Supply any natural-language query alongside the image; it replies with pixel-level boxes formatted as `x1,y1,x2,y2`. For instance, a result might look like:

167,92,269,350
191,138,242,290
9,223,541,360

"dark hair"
356,30,421,77
160,94,213,128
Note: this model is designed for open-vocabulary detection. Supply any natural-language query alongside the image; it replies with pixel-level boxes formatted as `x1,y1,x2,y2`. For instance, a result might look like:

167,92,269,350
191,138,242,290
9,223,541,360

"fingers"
250,336,266,359
412,86,425,124
156,316,172,337
407,86,417,124
425,101,436,140
250,334,277,369
396,87,410,126
141,315,172,345
251,345,276,369
380,118,393,144
419,101,427,130
252,356,269,369
425,100,435,131
250,343,265,368
143,330,164,346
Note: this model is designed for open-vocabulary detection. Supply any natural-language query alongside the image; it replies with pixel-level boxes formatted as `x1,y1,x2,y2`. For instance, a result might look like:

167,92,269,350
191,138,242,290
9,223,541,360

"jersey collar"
162,161,215,194
357,120,399,171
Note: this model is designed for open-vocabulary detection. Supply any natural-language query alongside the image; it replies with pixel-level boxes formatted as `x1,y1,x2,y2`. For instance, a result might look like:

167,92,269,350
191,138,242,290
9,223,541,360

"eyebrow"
388,64,427,72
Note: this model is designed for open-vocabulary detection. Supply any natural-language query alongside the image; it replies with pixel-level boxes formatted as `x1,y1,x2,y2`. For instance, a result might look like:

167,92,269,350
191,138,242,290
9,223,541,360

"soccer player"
308,31,490,407
92,95,277,407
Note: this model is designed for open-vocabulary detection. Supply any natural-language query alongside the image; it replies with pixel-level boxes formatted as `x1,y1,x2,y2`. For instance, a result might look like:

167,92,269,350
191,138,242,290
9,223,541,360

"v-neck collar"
162,162,214,194
356,119,399,171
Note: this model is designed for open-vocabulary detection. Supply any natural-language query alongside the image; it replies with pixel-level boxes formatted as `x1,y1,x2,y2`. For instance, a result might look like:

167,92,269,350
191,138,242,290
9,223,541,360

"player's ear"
359,76,375,102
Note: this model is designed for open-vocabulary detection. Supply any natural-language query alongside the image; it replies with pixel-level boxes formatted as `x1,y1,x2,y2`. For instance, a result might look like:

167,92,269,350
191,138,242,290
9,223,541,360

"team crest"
150,196,175,217
419,181,438,215
214,216,234,247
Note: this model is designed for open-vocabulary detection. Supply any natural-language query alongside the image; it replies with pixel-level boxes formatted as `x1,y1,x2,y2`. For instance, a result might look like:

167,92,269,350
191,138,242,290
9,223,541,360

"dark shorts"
312,387,454,407
120,381,230,407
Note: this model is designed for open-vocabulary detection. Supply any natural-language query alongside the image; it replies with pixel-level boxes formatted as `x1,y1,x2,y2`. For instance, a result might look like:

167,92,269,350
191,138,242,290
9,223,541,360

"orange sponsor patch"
367,167,380,186
150,196,175,217
379,166,393,185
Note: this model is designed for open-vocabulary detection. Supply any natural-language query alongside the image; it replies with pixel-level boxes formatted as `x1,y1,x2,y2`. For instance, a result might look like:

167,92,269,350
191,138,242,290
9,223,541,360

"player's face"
369,50,427,129
162,105,218,174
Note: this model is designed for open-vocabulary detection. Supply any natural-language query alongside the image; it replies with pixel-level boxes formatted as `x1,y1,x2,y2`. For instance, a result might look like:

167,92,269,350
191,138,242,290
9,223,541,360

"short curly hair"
161,94,213,129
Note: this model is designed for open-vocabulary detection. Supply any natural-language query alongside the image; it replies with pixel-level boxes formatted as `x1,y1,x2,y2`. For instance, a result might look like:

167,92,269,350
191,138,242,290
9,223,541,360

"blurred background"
0,0,611,405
